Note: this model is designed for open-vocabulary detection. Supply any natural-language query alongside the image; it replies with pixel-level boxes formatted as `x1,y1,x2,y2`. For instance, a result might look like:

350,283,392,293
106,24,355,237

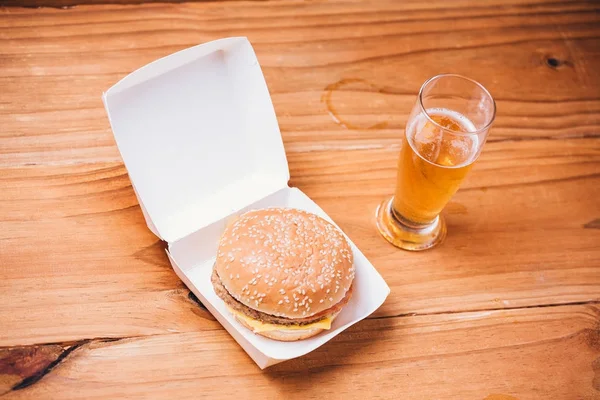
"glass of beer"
376,74,496,250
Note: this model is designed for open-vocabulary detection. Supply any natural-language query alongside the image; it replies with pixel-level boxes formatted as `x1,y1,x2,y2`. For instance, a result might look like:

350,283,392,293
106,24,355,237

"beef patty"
211,265,352,326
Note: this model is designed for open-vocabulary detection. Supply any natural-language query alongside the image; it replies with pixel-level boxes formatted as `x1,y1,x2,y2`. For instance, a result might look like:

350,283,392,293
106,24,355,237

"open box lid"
103,37,289,243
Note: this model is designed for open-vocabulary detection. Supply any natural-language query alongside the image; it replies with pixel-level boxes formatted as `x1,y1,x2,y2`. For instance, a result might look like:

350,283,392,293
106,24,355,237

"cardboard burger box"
103,37,390,369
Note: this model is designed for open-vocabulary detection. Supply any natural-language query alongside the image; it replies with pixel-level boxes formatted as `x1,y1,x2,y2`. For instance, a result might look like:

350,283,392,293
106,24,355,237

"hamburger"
211,208,355,341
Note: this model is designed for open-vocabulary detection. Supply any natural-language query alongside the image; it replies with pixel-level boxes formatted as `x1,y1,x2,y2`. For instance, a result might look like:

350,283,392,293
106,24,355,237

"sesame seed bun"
212,266,353,326
213,208,355,338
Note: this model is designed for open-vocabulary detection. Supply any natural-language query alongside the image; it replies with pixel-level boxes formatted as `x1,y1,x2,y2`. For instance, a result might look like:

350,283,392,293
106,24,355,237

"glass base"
375,197,446,251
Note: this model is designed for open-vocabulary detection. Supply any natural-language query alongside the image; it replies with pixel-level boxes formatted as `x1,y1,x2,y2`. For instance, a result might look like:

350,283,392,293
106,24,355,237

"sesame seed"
278,300,283,305
319,299,324,303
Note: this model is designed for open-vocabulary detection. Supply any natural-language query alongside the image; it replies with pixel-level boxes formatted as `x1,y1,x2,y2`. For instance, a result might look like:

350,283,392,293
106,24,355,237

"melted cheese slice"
226,306,333,333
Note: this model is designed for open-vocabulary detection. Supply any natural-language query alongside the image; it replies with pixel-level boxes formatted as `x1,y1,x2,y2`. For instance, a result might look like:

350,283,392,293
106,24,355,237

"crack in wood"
369,300,600,320
0,337,127,395
488,133,600,143
3,0,269,9
187,291,208,310
64,203,139,219
584,219,600,230
460,172,600,192
9,340,89,392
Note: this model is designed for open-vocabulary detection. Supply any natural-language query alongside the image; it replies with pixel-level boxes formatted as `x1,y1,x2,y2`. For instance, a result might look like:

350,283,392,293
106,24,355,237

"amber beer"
392,109,478,225
376,74,495,250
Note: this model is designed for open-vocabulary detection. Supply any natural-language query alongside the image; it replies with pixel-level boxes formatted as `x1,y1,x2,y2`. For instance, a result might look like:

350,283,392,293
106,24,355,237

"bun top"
215,208,355,319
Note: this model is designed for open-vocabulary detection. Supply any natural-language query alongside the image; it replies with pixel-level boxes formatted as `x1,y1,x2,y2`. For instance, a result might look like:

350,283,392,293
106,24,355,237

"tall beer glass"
376,74,496,250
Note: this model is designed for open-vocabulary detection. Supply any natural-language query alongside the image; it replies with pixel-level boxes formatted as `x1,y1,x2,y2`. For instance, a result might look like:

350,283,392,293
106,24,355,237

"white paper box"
103,37,390,369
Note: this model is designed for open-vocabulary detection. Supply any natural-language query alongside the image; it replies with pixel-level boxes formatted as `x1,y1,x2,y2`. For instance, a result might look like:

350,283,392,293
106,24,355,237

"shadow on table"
263,319,390,384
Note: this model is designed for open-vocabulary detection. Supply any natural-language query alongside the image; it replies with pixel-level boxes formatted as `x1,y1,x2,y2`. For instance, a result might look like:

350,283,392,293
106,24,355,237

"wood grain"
2,0,600,166
1,0,262,8
2,304,599,399
1,139,599,346
1,0,599,398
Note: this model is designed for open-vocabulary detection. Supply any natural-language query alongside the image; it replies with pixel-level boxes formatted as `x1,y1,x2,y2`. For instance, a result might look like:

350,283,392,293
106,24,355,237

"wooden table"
1,0,599,398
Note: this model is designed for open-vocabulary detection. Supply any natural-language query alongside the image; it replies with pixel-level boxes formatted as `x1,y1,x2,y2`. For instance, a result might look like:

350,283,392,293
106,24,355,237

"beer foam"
406,108,479,168
430,108,476,132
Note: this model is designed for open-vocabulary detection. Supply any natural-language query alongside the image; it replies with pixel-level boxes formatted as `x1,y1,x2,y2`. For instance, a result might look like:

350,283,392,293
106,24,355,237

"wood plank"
2,304,598,399
1,137,598,346
0,164,220,347
1,0,599,166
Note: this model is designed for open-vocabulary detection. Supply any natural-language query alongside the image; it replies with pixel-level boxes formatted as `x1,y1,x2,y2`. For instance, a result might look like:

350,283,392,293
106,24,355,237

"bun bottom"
232,313,339,342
